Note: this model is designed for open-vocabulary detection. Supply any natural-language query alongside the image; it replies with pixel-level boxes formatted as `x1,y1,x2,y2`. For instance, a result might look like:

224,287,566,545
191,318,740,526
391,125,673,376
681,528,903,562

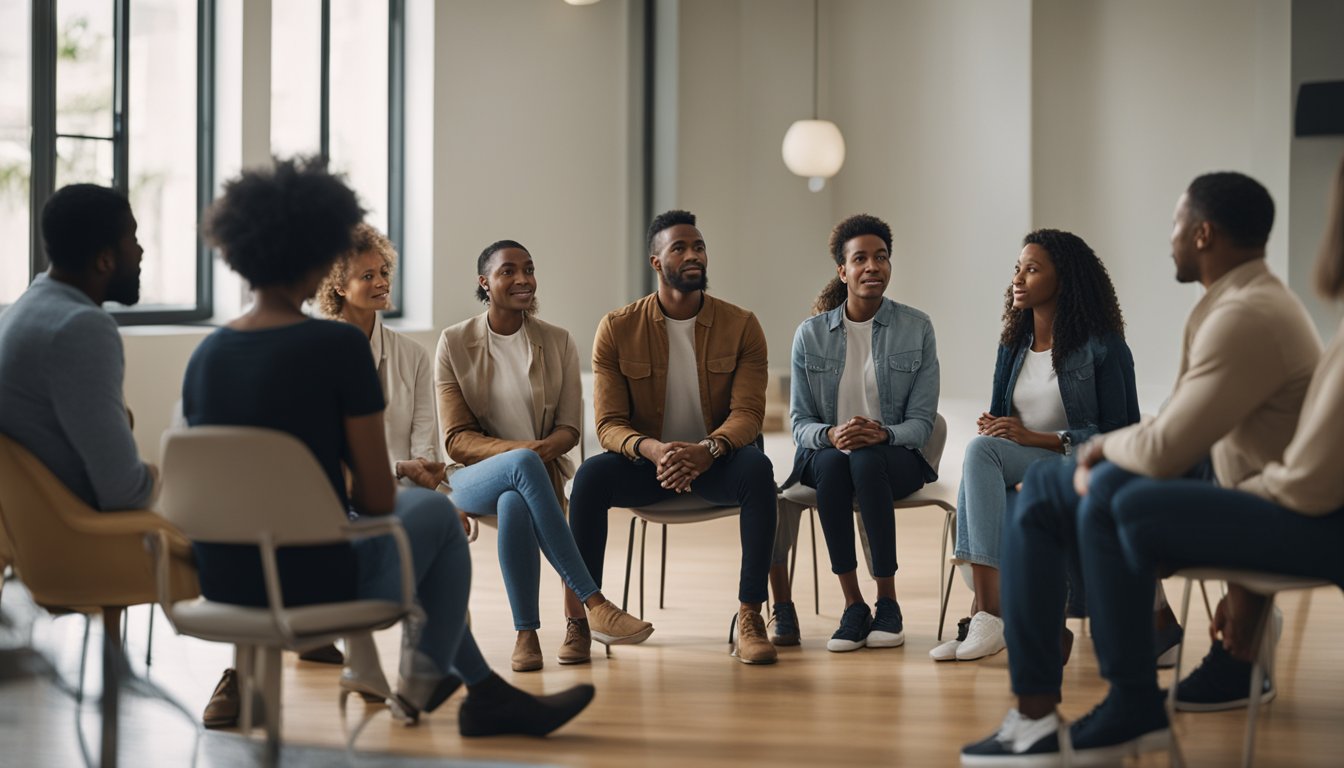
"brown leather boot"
558,618,592,665
202,668,239,728
587,600,654,645
731,606,778,665
511,630,543,672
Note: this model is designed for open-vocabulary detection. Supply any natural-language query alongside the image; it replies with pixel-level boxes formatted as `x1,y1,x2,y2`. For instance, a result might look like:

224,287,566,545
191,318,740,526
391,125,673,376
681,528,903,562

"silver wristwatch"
1056,430,1073,454
699,437,724,459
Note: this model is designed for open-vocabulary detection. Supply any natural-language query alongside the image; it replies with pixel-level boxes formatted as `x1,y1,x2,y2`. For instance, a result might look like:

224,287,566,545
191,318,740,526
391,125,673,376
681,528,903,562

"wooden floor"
8,407,1344,767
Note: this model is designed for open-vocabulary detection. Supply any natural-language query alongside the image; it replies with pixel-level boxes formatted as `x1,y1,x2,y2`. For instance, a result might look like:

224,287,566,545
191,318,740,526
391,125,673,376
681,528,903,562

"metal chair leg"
145,605,154,669
621,516,636,612
1169,577,1195,712
808,508,819,615
659,524,668,610
1199,580,1215,623
939,561,956,642
1241,597,1276,768
638,518,647,619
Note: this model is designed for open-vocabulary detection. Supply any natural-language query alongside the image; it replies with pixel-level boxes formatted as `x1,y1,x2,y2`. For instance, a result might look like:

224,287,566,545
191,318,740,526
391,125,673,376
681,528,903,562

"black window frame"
28,0,216,326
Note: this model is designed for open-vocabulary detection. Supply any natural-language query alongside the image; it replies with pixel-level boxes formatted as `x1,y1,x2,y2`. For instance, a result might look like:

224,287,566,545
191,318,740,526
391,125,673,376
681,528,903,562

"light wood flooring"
7,409,1344,767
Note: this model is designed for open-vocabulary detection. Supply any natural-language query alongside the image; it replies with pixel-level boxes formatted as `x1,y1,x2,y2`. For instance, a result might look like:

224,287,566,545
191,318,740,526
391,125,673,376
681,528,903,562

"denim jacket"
989,331,1140,453
790,298,940,453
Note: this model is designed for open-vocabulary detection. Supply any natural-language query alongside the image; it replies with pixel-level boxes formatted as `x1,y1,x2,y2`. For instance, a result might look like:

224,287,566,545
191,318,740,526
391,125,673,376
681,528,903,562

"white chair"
1167,568,1333,768
776,413,960,640
151,427,419,764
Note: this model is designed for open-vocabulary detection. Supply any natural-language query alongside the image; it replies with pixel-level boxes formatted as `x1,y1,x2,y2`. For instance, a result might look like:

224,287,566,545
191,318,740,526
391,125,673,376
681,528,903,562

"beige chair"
775,413,959,640
152,426,418,764
620,497,743,618
1166,568,1333,768
0,434,198,768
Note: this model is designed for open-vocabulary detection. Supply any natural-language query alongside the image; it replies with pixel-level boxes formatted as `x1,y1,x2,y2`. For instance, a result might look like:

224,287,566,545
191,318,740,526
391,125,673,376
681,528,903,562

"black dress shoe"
298,643,344,665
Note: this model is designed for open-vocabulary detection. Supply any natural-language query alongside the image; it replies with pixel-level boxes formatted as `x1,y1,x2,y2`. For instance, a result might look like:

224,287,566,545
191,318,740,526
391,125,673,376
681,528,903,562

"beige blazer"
371,313,440,467
435,313,582,503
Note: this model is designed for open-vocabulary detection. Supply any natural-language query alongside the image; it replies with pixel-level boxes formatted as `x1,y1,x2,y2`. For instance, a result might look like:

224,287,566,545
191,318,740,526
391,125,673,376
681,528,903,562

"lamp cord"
812,0,819,119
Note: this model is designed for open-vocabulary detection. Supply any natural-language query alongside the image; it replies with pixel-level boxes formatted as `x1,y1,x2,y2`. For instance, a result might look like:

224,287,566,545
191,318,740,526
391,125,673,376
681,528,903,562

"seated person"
568,210,779,665
773,214,940,653
184,157,593,737
961,171,1322,765
319,231,651,675
939,229,1138,662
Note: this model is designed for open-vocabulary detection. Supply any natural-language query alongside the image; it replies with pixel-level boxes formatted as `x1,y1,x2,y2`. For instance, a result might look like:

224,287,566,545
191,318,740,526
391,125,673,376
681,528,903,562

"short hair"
647,209,697,254
827,213,892,266
1185,172,1275,249
203,156,365,287
476,239,529,303
315,223,398,318
41,184,132,272
1314,154,1344,300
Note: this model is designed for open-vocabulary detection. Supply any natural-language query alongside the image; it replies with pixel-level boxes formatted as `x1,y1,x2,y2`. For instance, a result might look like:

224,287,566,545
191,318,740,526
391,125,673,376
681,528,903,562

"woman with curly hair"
932,228,1139,663
775,213,940,653
184,157,596,737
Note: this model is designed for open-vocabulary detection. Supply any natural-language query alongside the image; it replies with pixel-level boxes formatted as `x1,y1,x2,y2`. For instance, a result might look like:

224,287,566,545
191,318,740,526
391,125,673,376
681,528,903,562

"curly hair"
812,213,893,314
41,184,132,272
1314,155,1344,300
203,156,365,288
647,209,696,254
999,229,1125,373
1186,171,1274,249
314,223,398,319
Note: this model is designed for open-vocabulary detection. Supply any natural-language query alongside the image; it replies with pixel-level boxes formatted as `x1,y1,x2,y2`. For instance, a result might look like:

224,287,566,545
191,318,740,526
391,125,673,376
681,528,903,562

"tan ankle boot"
587,600,654,645
558,618,592,665
512,630,543,672
732,606,778,665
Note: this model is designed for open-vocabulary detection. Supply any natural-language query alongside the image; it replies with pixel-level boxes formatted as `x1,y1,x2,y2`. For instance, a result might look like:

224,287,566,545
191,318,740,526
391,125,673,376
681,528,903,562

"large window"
20,0,213,323
272,0,405,317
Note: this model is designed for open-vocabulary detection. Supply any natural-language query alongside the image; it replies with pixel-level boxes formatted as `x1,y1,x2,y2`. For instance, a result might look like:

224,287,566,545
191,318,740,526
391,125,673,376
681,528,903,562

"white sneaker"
956,611,1006,661
930,638,961,661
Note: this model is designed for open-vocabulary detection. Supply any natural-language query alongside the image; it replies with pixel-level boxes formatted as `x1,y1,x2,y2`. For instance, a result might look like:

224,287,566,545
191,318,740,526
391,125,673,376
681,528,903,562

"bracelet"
632,436,648,460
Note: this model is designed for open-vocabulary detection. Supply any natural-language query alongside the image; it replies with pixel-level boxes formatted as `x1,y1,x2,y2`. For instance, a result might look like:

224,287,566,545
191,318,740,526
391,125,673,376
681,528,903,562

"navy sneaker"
769,601,801,646
1153,620,1183,669
868,597,905,648
826,602,872,652
1069,689,1171,764
1174,641,1274,712
960,709,1064,766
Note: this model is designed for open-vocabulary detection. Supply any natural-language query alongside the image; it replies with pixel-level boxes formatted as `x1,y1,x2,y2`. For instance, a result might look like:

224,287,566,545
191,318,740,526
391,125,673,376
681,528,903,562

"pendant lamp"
782,0,845,192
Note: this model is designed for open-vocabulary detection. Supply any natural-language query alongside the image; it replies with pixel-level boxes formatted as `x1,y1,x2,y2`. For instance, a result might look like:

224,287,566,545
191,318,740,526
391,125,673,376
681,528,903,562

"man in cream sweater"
960,172,1321,767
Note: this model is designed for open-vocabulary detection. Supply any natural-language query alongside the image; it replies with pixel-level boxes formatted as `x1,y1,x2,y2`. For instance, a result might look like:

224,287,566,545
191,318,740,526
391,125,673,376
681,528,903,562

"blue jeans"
955,435,1058,568
569,446,777,604
800,445,925,577
353,487,490,684
1002,457,1142,697
1081,470,1344,697
448,449,599,630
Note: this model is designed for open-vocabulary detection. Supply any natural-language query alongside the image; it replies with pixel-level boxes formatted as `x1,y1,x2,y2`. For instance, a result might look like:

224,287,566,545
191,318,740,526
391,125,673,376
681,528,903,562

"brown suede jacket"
593,292,768,459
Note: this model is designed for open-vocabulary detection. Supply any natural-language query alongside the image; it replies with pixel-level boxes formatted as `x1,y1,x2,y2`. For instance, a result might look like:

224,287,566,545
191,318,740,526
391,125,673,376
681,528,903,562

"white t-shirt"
836,316,882,424
1011,348,1069,433
483,326,537,442
661,316,706,443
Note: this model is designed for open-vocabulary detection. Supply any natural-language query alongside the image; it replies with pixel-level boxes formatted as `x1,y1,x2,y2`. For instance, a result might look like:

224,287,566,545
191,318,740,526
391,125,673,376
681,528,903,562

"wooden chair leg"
1169,578,1195,712
101,606,124,768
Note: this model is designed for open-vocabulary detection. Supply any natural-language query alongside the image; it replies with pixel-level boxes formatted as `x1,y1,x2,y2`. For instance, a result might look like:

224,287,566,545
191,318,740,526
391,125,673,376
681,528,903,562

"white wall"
1032,0,1291,409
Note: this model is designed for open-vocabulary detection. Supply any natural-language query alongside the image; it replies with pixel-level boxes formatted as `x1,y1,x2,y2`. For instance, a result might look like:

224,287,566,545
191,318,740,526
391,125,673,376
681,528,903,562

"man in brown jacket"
568,209,778,665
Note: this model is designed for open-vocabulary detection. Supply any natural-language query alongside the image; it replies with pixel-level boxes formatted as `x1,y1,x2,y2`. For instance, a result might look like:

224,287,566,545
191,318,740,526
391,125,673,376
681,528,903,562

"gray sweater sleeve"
49,311,155,510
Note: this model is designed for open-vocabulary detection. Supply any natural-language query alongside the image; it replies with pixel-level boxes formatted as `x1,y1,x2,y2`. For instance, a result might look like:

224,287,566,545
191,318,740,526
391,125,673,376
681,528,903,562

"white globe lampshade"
781,119,846,187
564,0,601,5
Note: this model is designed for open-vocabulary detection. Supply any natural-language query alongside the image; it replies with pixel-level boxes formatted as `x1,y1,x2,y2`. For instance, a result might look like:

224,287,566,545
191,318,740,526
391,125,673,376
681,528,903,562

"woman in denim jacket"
935,229,1138,663
778,214,941,653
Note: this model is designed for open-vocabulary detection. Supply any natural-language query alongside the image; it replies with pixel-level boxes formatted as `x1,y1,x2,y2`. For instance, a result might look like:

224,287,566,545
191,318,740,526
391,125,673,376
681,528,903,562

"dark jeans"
568,445,777,604
800,445,925,578
1082,468,1344,697
1003,457,1149,697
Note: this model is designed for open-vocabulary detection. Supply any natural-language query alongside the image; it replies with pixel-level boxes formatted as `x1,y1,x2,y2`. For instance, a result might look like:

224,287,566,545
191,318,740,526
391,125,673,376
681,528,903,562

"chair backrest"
923,413,948,475
159,426,349,547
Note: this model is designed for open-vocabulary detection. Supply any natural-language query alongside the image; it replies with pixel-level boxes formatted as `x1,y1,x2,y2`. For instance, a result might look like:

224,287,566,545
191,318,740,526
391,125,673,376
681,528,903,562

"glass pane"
271,0,321,158
126,0,197,308
55,0,114,138
55,135,114,188
329,0,388,233
0,1,30,304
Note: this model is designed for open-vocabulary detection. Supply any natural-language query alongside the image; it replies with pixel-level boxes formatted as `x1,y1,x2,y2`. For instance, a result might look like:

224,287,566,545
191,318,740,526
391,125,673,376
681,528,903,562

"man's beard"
663,264,708,293
107,269,141,306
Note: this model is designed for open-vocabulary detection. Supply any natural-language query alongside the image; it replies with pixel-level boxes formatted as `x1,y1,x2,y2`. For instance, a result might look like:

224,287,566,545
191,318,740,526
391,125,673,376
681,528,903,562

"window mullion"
111,0,129,193
29,0,58,277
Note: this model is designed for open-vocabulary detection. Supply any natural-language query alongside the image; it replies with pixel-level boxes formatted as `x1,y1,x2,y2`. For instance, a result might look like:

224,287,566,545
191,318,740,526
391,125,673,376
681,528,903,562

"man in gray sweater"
0,184,156,510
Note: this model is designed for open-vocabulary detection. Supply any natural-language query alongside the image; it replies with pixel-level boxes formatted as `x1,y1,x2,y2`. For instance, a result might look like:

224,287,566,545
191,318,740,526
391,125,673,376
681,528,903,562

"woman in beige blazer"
436,239,653,672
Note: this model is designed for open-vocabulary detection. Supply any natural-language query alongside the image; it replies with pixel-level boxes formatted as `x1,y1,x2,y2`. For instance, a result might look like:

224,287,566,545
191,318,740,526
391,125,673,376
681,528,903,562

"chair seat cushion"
781,482,955,511
628,496,740,524
1173,569,1331,595
167,597,404,645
